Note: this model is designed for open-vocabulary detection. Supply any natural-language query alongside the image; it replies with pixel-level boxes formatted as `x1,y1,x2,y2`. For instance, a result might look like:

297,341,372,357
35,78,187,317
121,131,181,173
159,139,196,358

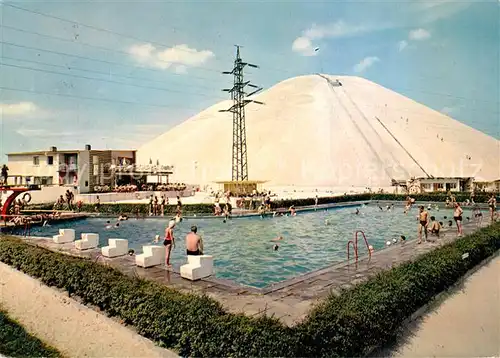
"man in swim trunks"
417,205,429,244
185,225,203,256
453,202,464,236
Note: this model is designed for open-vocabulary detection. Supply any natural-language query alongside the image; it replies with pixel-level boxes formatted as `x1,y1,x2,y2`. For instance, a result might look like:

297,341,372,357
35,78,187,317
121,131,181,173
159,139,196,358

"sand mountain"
137,74,499,187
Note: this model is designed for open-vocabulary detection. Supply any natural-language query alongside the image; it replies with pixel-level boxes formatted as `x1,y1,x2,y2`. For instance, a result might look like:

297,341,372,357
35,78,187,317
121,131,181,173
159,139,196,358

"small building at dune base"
406,177,475,194
215,180,267,196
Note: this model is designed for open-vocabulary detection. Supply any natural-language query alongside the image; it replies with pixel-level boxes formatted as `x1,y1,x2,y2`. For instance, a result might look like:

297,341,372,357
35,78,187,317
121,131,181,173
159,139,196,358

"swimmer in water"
271,236,284,242
289,206,296,216
355,208,360,215
153,234,160,243
273,244,279,251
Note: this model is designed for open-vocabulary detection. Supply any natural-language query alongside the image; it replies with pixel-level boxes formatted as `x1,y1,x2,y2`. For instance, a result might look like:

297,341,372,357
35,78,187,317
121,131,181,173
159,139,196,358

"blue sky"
0,0,498,162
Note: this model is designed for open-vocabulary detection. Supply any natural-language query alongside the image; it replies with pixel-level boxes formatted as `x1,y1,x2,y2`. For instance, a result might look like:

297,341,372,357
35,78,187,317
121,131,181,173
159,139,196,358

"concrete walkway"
386,254,500,357
0,262,178,358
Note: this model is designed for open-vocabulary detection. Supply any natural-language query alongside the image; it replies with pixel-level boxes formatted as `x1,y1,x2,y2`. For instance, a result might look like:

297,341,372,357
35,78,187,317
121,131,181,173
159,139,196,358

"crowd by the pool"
92,183,188,193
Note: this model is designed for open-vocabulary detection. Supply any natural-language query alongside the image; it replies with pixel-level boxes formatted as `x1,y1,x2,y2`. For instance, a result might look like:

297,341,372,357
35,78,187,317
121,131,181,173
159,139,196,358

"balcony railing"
58,164,78,172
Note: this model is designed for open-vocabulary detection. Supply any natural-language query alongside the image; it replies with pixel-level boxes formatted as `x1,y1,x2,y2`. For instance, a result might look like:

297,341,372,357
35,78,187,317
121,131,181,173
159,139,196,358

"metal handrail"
347,240,356,260
347,230,372,261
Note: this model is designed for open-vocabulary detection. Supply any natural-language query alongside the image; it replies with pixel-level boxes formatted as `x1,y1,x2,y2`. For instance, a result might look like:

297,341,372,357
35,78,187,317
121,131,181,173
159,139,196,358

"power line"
1,62,228,100
0,85,222,110
1,55,219,91
0,40,226,83
1,3,298,76
0,24,223,75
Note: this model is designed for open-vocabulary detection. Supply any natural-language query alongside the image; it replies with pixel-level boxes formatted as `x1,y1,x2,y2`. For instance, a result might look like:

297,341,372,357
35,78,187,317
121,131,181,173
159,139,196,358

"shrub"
0,309,60,357
0,223,499,356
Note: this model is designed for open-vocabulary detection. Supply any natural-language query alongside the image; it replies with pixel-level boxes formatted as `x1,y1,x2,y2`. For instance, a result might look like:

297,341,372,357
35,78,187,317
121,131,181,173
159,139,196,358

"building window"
449,183,457,189
435,183,444,189
47,156,54,165
422,183,431,190
93,164,99,176
33,156,39,165
85,181,89,187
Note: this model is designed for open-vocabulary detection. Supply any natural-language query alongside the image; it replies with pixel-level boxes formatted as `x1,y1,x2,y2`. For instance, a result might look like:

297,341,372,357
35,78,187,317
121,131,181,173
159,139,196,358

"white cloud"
292,37,318,57
128,43,215,73
398,40,408,52
0,102,38,116
353,56,380,73
413,1,473,23
303,21,367,40
409,28,431,41
292,20,380,56
16,128,76,137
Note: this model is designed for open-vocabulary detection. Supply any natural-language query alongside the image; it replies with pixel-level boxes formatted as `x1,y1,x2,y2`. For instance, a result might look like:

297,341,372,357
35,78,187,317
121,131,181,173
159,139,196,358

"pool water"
17,203,476,288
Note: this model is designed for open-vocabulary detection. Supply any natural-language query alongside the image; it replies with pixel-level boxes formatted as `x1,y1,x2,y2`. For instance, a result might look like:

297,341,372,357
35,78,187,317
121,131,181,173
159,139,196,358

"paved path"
0,262,178,358
385,254,500,357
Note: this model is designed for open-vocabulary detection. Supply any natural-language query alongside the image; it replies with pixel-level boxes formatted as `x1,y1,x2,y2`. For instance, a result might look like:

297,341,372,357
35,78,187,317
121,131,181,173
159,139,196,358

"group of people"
53,190,75,210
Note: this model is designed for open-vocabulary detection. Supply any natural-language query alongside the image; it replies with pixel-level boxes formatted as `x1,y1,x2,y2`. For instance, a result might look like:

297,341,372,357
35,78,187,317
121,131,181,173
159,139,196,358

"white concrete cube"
75,233,99,250
52,228,75,244
101,239,128,258
135,245,164,268
181,255,214,281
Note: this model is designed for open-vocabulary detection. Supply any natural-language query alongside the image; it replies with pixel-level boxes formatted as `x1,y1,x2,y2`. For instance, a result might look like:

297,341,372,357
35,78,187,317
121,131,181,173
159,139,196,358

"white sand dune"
137,74,500,187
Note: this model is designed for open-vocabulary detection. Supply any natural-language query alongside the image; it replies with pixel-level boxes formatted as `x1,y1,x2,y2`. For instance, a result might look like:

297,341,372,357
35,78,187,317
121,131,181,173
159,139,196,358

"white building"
6,145,135,193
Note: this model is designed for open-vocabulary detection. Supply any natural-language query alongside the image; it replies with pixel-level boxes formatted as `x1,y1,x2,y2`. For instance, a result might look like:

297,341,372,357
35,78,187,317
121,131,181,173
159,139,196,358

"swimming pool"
15,203,476,288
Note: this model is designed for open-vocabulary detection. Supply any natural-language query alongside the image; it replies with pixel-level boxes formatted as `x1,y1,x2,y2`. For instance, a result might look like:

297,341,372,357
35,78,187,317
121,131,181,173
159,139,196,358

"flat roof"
215,180,268,184
8,149,136,156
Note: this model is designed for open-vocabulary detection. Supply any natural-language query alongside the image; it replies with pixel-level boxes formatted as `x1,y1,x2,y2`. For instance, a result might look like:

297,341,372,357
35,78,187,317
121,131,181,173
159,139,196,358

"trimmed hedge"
0,224,499,356
0,309,60,357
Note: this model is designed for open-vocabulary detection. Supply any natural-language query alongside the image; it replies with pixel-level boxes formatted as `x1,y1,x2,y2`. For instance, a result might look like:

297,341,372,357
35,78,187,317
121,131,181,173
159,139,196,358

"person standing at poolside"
154,195,160,216
417,205,429,244
164,220,176,267
314,195,319,211
160,195,166,216
186,225,203,256
176,196,182,217
149,195,154,216
453,202,464,236
487,194,496,222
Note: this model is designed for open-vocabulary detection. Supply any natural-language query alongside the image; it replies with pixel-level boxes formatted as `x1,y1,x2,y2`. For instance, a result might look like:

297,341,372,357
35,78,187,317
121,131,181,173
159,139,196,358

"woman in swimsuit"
164,220,176,267
487,195,496,222
453,202,464,236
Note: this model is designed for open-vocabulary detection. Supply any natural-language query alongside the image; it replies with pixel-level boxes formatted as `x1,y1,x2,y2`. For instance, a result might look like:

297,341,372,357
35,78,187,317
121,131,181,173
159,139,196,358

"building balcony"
58,164,78,172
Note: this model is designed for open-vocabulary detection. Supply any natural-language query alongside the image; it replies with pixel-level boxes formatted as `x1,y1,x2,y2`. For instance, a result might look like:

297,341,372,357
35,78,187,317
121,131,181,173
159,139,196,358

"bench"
135,245,163,268
52,229,75,244
101,238,128,258
180,255,214,281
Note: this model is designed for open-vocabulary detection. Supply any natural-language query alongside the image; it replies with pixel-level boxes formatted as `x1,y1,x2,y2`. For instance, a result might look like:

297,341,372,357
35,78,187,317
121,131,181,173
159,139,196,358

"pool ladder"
347,230,372,261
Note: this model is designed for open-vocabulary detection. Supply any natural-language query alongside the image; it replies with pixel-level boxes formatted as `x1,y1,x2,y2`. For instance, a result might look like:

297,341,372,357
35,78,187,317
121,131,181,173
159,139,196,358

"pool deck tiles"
8,217,492,326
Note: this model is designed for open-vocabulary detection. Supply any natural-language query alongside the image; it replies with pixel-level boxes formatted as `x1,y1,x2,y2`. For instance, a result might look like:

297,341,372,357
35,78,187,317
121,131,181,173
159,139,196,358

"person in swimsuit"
417,205,428,244
429,216,441,238
487,195,497,222
453,202,464,236
473,204,483,226
164,220,176,267
185,225,203,256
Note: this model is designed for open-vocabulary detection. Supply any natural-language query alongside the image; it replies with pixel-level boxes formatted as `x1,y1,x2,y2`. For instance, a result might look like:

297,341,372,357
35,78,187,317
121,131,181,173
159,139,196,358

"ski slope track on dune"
137,74,500,187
